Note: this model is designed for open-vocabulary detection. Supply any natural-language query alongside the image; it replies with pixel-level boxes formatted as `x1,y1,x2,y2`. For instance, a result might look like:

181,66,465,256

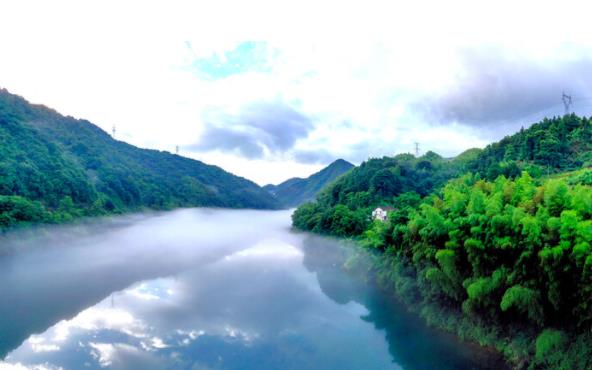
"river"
0,209,508,370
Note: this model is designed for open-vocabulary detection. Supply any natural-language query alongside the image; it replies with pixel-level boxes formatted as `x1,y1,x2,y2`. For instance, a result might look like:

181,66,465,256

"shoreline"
337,241,521,369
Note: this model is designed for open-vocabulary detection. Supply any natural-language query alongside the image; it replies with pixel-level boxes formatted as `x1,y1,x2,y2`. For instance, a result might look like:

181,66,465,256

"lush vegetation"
293,115,592,238
354,172,592,369
0,89,279,228
264,159,354,208
470,114,592,179
292,150,475,236
293,115,592,368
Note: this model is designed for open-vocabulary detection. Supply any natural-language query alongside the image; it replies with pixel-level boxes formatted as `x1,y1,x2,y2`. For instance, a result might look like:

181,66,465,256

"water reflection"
0,209,289,360
0,209,506,369
301,236,509,370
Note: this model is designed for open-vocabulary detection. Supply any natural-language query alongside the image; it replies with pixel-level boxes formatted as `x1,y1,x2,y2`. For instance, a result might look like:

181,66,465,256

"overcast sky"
1,0,592,185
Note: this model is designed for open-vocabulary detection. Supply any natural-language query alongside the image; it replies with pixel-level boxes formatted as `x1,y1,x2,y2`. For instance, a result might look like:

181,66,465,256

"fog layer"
0,209,506,369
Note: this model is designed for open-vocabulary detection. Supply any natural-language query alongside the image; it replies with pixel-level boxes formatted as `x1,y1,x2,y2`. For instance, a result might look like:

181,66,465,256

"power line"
562,92,573,115
512,92,592,128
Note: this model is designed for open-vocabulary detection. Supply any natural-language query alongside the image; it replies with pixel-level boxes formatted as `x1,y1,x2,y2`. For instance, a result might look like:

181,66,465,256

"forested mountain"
470,114,592,179
0,89,279,228
292,150,474,235
293,115,592,237
292,114,592,369
264,159,353,208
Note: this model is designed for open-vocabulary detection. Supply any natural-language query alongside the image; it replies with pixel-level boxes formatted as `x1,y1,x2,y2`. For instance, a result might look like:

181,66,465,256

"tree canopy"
0,88,280,228
293,114,592,369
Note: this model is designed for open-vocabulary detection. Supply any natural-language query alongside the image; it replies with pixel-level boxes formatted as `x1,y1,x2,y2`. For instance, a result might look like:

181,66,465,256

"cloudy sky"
1,0,592,185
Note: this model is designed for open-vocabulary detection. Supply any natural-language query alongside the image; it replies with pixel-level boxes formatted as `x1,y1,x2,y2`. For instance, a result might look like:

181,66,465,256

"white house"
372,206,395,221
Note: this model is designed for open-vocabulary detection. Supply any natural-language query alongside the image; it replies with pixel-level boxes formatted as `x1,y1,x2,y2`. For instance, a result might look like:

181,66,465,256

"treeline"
293,114,592,236
0,89,279,228
471,114,592,179
293,115,592,239
292,150,475,236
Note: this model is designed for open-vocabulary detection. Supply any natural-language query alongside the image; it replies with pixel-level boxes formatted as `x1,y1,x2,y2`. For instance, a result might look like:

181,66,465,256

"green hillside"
0,89,279,228
469,114,592,179
355,170,592,369
264,159,354,208
292,115,592,369
292,151,472,235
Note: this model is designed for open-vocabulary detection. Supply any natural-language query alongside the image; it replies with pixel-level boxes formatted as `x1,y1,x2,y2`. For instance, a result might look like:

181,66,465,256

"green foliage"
291,202,322,231
295,114,592,237
569,169,592,186
0,89,280,228
362,220,390,249
265,159,353,208
544,180,571,216
292,152,466,236
297,167,592,368
500,285,543,325
327,204,367,236
464,268,507,316
469,114,592,178
0,195,47,227
534,329,568,368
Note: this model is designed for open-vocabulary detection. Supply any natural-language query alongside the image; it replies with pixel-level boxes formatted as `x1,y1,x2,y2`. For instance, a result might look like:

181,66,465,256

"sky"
1,0,592,185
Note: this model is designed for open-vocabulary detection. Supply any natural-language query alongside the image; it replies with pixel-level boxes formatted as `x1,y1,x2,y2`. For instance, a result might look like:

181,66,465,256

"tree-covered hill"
0,88,279,228
292,150,474,235
264,159,354,208
469,114,592,179
292,114,592,369
293,115,592,238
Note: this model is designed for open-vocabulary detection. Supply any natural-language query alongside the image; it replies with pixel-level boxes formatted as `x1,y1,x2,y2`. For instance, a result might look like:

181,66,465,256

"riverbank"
1,209,504,369
338,242,590,370
292,171,592,370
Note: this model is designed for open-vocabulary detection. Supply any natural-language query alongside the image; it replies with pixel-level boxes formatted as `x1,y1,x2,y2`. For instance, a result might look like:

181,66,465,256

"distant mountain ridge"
265,159,354,208
0,88,279,227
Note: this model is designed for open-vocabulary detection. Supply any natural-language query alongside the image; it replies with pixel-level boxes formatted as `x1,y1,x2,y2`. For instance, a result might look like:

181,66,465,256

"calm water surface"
0,209,508,370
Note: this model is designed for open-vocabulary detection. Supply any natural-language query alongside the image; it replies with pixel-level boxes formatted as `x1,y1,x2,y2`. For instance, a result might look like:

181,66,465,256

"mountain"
468,114,592,179
291,152,470,235
264,159,354,208
294,114,592,235
0,88,279,228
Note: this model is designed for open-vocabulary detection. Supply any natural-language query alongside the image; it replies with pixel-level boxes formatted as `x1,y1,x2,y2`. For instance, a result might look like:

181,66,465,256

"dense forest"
0,89,279,228
471,114,592,179
292,149,479,236
293,115,592,369
264,158,353,208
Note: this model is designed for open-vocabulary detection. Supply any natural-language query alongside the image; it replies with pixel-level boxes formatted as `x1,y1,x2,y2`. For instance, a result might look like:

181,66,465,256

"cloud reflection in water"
0,209,506,370
2,211,394,369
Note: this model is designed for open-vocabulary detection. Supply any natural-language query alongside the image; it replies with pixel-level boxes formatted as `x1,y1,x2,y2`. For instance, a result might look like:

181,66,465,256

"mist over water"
0,209,507,370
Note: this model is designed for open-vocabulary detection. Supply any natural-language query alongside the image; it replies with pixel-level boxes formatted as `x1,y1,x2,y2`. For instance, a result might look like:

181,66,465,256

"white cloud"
1,0,591,184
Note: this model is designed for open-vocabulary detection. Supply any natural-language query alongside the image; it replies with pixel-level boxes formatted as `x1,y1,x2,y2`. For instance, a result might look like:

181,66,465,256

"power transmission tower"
112,125,116,137
562,92,573,115
175,145,179,155
414,142,420,157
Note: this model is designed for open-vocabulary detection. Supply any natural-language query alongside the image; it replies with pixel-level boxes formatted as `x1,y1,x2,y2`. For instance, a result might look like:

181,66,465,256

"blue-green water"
0,209,507,370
